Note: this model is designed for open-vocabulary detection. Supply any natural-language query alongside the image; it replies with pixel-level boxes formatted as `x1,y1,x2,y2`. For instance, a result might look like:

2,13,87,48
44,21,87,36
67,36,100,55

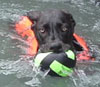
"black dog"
26,9,76,53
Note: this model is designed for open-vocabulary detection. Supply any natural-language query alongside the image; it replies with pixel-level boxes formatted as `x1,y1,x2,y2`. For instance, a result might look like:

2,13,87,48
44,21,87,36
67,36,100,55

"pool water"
0,0,100,87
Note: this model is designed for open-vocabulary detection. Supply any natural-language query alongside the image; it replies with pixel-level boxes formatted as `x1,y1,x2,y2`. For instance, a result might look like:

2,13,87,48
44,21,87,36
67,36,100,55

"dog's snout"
50,42,62,53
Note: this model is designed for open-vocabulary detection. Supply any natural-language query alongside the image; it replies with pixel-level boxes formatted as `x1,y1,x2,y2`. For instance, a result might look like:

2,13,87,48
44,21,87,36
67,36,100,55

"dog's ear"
68,13,76,29
26,11,41,22
62,10,76,29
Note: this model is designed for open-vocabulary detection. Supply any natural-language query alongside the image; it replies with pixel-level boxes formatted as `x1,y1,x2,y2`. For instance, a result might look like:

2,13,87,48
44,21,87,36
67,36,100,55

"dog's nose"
50,42,62,53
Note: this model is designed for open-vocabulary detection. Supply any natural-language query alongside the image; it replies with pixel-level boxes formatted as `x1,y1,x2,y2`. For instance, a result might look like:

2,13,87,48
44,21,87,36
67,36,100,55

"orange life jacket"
15,16,95,61
15,16,38,56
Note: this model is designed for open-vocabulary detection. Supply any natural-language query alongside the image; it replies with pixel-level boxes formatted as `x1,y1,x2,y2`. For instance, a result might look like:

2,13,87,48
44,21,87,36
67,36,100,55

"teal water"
0,0,100,87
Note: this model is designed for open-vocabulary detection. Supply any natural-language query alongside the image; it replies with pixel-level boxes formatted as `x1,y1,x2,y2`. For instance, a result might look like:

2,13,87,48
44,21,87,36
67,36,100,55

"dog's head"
27,10,76,53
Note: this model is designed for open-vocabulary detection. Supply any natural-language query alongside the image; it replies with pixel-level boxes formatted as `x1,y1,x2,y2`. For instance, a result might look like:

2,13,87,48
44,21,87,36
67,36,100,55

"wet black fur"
27,9,76,53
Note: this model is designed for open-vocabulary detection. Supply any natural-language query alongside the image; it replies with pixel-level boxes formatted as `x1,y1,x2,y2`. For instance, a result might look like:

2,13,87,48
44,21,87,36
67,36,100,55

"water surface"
0,0,100,87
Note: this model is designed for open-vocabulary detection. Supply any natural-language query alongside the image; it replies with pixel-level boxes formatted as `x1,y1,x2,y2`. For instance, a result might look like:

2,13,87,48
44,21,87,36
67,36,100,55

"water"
0,0,100,87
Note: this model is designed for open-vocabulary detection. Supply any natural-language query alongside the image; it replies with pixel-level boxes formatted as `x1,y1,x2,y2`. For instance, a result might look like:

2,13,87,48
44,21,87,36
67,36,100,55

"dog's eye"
39,28,45,33
62,27,68,32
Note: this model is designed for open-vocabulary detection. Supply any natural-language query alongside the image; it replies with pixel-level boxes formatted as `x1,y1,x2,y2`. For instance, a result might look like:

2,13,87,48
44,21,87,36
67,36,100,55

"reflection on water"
0,0,100,87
